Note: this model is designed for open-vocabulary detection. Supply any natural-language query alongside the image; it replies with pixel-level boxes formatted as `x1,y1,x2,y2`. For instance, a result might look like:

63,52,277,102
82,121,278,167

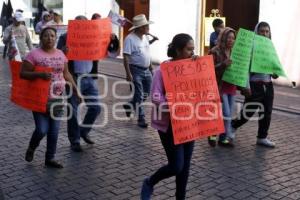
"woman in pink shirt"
141,33,196,200
20,27,79,168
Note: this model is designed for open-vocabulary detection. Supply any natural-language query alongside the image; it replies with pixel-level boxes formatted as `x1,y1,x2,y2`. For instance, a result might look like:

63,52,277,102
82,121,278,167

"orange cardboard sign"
66,18,112,60
160,55,225,144
10,61,52,113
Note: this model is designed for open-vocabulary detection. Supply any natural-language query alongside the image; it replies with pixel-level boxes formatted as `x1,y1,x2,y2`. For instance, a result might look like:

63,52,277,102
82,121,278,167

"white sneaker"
256,138,275,148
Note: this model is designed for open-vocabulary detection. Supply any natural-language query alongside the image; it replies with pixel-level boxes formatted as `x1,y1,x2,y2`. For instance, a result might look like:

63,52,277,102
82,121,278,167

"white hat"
42,11,50,18
53,9,62,16
128,14,153,31
14,12,25,22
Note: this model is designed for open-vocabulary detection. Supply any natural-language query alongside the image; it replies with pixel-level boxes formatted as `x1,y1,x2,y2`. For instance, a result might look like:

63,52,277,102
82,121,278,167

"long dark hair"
167,33,193,58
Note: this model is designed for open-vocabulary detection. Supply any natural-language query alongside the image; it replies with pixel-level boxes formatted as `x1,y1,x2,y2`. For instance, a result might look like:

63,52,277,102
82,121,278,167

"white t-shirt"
123,32,151,68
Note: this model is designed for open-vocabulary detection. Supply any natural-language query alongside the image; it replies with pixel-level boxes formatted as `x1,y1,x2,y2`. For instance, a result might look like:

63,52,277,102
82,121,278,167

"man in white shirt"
3,12,33,60
123,14,154,128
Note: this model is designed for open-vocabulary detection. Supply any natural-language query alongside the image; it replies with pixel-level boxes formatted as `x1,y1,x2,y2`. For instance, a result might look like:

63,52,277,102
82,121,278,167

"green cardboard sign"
222,28,254,87
250,35,286,76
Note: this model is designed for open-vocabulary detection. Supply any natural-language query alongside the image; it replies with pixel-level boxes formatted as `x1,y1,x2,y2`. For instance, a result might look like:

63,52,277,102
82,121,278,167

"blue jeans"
149,126,194,200
29,112,61,160
220,94,236,141
129,65,152,121
67,76,101,145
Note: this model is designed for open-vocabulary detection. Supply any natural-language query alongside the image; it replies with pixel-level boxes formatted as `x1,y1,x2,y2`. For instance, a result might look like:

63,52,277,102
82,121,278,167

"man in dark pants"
232,81,275,147
123,14,154,128
232,22,277,148
57,15,119,152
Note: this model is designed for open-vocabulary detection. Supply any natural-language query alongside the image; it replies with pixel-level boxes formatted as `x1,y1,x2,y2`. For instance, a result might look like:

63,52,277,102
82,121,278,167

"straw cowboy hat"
129,14,153,31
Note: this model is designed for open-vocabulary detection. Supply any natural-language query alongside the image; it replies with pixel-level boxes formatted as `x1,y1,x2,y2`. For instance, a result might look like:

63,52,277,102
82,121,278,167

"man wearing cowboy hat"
123,14,154,128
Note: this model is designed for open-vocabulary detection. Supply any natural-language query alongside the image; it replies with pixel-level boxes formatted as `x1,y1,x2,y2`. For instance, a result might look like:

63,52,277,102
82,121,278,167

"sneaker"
218,139,234,148
123,104,132,118
256,138,275,148
45,159,64,169
71,144,83,152
208,136,217,147
81,134,95,144
138,119,148,128
25,147,35,162
141,178,153,200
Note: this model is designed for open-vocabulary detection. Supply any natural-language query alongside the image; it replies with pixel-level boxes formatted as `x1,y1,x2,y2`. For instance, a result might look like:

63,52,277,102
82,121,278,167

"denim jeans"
129,65,152,121
232,82,274,139
220,94,236,141
67,76,101,145
29,112,61,161
149,126,194,200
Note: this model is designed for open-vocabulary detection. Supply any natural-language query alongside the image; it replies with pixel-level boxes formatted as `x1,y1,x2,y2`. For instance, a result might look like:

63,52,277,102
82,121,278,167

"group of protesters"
126,16,278,200
2,8,279,200
207,18,276,148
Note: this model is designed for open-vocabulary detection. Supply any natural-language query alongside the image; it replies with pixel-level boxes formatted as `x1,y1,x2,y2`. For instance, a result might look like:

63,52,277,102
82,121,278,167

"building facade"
1,0,299,86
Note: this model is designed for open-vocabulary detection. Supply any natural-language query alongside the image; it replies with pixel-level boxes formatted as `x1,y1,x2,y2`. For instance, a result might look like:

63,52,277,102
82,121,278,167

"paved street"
1,57,300,200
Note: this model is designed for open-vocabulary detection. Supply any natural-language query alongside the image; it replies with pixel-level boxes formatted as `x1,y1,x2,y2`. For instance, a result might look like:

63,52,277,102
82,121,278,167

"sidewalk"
1,57,300,200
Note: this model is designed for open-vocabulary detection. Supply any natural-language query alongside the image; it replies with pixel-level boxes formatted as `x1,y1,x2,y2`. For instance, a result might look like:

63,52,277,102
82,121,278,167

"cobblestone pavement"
1,58,300,200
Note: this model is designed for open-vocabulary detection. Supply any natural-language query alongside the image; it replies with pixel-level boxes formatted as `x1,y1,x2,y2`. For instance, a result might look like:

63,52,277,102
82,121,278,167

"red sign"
160,56,225,144
66,18,112,60
10,61,52,113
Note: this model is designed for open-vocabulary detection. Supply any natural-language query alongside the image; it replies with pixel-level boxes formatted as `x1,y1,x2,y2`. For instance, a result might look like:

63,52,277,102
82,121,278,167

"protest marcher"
1,15,13,59
3,11,33,60
141,33,196,200
90,13,120,76
57,15,100,152
35,11,51,34
123,14,153,128
232,22,277,147
57,15,119,152
208,27,237,147
49,9,54,21
91,12,120,56
20,27,79,168
209,18,224,49
46,9,63,25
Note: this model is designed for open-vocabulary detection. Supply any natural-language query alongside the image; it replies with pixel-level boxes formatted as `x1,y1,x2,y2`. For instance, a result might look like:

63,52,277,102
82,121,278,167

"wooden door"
206,0,260,30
